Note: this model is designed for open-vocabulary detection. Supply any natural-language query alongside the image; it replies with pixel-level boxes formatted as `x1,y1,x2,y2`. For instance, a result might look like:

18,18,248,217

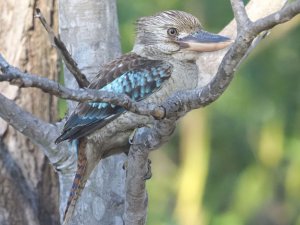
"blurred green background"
116,1,300,225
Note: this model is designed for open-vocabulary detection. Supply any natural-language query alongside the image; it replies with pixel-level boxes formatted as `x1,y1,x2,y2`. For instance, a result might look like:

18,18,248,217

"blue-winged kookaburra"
55,10,232,223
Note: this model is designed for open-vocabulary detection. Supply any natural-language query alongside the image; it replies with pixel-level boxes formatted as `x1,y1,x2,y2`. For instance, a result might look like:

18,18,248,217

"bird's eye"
167,28,178,37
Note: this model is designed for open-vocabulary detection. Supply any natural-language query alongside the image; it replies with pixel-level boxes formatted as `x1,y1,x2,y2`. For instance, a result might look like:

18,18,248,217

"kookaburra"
55,10,232,224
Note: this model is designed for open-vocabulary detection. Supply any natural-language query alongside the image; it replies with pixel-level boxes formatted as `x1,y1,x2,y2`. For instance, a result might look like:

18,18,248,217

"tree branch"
0,93,54,146
124,120,176,225
230,0,251,30
2,1,299,124
251,0,300,34
124,1,300,224
0,55,76,173
161,0,300,119
0,54,165,119
34,8,90,88
0,92,74,171
2,1,298,125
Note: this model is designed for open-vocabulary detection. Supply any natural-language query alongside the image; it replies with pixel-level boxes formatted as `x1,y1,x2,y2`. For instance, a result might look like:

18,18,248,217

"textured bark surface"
58,1,126,224
0,1,59,225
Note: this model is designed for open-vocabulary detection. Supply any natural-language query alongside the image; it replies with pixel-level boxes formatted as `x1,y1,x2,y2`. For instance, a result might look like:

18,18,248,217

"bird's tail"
62,138,91,225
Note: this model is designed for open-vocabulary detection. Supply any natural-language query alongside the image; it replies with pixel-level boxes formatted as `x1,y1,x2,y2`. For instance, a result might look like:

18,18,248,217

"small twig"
34,8,90,88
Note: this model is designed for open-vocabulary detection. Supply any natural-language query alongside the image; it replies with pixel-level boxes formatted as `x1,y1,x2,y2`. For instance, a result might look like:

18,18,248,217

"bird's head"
134,10,233,61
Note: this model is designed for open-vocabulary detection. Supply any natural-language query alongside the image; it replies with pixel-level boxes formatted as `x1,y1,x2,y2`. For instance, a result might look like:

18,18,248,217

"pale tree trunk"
0,1,59,225
58,0,126,224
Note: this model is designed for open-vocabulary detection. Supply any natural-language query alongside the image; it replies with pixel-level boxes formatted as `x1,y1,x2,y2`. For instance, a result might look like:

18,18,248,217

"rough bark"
0,0,299,225
0,1,59,225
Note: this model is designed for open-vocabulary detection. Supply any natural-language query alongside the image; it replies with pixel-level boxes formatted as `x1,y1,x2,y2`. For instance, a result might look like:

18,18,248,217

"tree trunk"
58,0,126,224
0,1,59,225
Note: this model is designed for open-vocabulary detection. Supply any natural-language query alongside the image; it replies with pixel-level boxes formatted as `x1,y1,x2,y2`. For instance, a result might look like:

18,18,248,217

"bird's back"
55,52,173,144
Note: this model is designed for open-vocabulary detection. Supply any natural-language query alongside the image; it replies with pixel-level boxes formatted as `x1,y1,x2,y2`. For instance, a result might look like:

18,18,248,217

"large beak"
177,30,233,52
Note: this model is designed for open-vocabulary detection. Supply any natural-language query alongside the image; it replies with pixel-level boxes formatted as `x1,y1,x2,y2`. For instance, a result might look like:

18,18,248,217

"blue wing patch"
55,53,173,143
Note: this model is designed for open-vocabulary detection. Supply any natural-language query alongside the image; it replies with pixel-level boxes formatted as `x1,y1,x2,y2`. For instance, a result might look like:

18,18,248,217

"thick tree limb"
34,8,90,88
124,120,176,225
0,92,74,173
0,93,54,146
124,129,150,225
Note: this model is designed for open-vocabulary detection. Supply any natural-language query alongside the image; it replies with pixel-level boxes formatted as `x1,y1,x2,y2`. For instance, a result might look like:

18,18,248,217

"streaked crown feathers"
135,10,202,45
